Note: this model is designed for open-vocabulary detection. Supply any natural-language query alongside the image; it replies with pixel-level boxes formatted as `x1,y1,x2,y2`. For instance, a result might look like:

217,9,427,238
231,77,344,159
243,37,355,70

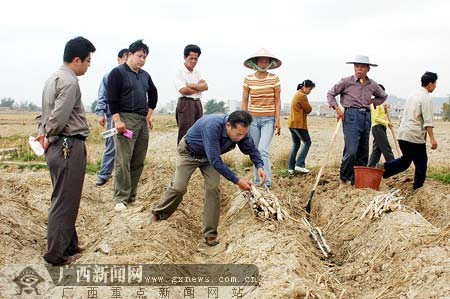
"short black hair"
228,110,253,128
128,40,149,55
297,79,315,90
63,36,96,63
117,48,128,58
184,44,201,57
421,71,438,87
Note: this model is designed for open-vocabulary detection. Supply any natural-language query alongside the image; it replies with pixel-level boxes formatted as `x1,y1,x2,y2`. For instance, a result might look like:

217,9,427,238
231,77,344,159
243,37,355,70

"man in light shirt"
382,72,438,190
174,44,208,144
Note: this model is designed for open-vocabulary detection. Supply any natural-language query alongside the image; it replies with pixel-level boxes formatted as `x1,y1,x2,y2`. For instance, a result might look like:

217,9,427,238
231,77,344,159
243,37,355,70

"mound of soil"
0,163,449,298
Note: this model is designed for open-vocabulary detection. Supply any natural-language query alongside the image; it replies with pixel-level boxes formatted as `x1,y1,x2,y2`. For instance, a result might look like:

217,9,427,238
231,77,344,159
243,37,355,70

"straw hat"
243,48,282,70
346,55,378,67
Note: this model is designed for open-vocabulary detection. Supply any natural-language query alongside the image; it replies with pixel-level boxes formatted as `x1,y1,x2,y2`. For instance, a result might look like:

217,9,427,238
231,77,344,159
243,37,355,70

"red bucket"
354,166,384,190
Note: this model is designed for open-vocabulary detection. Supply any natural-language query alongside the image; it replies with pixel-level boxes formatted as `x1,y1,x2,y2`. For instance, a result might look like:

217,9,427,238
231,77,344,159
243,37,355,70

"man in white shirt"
174,44,208,144
382,72,438,190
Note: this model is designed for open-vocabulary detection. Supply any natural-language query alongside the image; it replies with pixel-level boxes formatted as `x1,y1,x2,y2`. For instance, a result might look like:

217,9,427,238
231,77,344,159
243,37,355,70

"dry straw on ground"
1,114,449,298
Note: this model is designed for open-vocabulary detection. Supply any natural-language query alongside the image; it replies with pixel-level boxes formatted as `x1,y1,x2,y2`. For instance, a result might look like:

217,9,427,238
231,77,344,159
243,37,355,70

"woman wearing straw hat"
241,48,282,189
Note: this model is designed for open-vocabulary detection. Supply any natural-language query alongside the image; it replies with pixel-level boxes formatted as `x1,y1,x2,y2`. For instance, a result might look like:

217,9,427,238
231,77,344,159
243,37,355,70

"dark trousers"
383,140,427,189
288,128,312,169
44,137,86,265
341,108,371,183
368,124,395,167
176,98,203,144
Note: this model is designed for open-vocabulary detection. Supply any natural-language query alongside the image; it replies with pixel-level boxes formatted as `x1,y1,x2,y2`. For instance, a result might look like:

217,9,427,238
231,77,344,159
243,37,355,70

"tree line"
0,97,40,111
3,95,449,120
91,99,229,115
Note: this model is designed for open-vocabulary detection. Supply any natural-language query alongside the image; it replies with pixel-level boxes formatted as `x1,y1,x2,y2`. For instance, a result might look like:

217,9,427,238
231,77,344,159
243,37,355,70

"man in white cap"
327,55,387,187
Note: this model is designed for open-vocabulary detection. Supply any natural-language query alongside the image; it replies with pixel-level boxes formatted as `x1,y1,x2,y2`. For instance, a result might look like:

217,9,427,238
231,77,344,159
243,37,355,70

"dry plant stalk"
302,217,332,258
360,189,403,220
241,185,287,221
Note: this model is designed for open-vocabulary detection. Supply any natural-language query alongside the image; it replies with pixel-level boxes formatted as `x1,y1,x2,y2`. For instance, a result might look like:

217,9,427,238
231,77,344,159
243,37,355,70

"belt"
179,96,201,101
347,107,370,112
59,134,87,141
120,110,148,117
185,140,206,159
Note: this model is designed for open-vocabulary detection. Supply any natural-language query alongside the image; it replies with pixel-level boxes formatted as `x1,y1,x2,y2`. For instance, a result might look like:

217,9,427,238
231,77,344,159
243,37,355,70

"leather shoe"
60,254,81,266
204,237,219,246
74,246,85,254
149,214,160,224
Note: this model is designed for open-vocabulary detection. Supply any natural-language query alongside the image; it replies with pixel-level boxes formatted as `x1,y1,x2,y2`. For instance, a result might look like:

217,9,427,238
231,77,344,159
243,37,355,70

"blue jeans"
98,117,115,180
341,108,371,183
288,128,311,169
249,116,274,187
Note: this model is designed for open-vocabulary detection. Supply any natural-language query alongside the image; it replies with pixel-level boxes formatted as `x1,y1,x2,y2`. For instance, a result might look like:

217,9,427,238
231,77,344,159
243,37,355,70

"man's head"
117,48,128,64
421,71,438,93
63,36,96,76
226,110,253,142
346,55,377,80
183,44,201,71
127,40,149,71
353,63,370,79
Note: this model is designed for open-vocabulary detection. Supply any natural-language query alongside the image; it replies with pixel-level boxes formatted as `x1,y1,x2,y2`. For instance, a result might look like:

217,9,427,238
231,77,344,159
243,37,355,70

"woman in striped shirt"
241,48,282,189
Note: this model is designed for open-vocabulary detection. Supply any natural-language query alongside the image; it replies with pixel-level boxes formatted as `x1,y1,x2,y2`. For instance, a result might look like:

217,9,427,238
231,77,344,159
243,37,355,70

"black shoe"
149,214,160,224
95,177,108,186
128,195,136,204
204,237,219,246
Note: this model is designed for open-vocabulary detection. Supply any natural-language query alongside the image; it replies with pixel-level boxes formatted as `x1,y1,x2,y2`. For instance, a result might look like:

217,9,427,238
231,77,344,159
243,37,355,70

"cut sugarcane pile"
360,188,404,220
302,217,332,258
242,185,288,221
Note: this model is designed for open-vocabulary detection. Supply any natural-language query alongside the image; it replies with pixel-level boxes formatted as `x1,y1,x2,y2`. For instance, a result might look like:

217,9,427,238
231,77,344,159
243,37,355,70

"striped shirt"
243,73,280,117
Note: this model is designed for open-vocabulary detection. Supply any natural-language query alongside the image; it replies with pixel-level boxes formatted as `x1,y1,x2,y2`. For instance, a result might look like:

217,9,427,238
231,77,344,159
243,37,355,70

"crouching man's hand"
236,179,253,191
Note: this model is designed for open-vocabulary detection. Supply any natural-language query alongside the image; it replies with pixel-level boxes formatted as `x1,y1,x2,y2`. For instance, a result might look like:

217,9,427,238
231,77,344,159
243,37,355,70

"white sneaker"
115,203,127,212
288,169,295,175
295,166,310,173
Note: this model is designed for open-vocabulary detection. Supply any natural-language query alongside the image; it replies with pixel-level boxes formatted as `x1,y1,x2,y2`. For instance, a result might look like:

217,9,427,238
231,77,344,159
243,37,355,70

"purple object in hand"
123,129,133,139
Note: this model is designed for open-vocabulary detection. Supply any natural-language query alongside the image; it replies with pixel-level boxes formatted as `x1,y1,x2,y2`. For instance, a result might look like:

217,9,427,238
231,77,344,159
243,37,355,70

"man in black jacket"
107,40,158,211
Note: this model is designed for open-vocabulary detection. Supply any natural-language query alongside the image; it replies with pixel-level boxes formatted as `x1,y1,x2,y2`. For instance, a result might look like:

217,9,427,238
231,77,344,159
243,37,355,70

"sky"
1,0,449,109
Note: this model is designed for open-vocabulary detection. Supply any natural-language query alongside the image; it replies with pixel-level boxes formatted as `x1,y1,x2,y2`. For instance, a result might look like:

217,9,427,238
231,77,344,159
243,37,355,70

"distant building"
313,103,335,117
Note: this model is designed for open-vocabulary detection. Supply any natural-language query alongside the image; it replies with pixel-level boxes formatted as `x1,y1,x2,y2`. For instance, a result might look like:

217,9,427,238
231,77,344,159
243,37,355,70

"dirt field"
0,113,449,298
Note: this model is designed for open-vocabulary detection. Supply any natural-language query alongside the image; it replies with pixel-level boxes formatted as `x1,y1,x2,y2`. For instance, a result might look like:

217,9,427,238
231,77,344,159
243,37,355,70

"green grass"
15,151,46,162
272,168,292,178
85,160,102,175
0,159,102,174
17,163,48,171
429,169,450,184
